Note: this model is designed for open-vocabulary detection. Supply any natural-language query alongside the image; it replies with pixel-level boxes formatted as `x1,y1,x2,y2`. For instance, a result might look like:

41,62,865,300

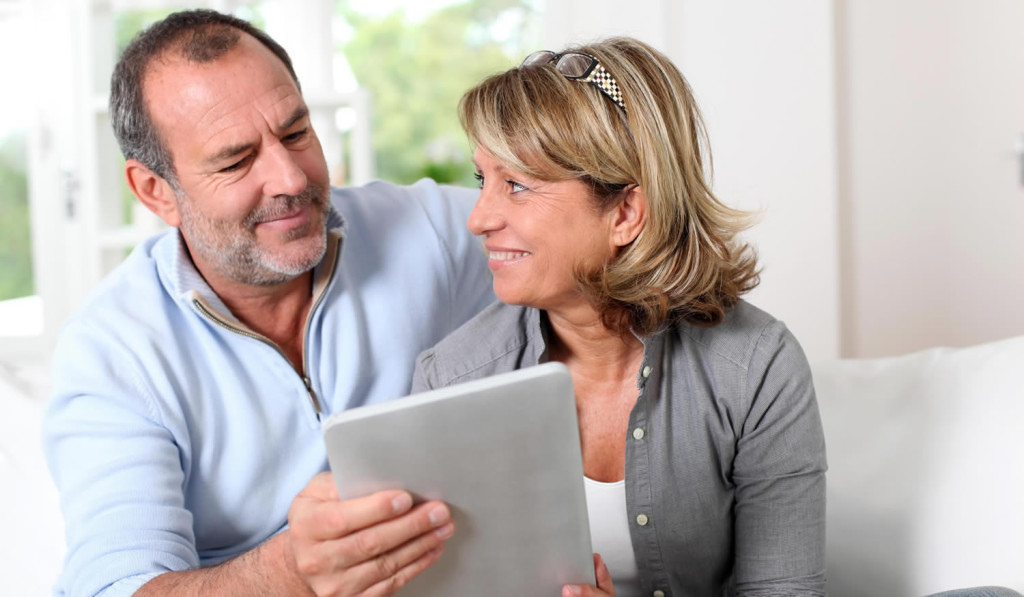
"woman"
412,37,827,596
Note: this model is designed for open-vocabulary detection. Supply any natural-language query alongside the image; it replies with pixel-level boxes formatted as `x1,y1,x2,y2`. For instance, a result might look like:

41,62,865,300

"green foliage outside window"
337,0,540,187
0,132,32,301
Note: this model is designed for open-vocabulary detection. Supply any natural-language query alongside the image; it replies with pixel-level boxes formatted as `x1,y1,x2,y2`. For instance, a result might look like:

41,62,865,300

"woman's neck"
545,306,644,383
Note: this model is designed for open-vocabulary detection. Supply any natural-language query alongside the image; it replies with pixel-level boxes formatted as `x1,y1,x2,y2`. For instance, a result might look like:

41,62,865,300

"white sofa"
4,335,1023,595
814,335,1024,596
0,363,64,596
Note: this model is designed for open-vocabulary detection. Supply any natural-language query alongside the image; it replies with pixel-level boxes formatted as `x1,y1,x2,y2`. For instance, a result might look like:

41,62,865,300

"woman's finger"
561,553,616,597
593,553,615,594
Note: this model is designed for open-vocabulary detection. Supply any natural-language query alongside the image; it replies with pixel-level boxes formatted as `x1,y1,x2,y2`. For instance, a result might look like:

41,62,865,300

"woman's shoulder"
672,300,799,372
415,302,543,388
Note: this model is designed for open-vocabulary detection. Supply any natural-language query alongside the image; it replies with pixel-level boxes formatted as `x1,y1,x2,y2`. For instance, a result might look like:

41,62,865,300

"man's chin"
253,234,329,284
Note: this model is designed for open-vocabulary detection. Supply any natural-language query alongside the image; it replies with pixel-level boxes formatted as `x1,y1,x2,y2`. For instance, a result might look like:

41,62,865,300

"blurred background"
1,0,1023,370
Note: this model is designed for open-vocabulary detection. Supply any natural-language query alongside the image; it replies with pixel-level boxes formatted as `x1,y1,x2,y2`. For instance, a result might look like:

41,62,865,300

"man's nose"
261,142,308,197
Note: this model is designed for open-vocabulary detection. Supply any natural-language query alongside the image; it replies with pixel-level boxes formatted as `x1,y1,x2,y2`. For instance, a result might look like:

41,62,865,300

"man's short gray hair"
109,9,301,188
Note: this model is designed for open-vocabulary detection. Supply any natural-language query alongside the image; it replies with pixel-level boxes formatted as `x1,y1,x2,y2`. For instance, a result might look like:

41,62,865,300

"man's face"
144,33,331,287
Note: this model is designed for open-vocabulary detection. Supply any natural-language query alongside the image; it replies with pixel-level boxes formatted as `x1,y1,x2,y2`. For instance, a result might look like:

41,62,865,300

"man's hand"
288,472,456,597
562,554,616,597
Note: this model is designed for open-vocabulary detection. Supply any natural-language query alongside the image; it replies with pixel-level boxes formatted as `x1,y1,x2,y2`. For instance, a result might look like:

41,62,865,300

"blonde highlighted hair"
459,37,759,335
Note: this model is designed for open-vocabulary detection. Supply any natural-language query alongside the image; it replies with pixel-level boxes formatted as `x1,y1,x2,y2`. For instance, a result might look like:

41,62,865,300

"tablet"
322,362,595,596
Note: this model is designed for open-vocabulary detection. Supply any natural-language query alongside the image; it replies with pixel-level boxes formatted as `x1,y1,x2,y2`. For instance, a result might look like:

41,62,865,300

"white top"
584,476,641,596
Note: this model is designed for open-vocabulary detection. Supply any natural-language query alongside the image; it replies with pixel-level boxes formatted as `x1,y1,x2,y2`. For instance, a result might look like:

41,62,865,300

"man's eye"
284,129,308,143
220,159,246,173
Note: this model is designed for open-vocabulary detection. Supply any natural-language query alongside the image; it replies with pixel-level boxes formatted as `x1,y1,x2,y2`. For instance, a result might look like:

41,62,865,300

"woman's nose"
467,187,503,236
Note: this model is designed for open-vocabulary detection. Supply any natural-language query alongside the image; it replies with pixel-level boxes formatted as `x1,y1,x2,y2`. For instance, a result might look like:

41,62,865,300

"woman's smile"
486,247,532,269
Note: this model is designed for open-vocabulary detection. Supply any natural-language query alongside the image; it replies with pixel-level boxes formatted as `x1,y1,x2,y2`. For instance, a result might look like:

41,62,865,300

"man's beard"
177,183,330,287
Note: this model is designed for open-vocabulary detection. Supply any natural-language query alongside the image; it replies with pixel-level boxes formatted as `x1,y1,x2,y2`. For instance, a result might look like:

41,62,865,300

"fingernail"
562,586,581,596
428,505,449,526
434,522,455,539
392,493,412,514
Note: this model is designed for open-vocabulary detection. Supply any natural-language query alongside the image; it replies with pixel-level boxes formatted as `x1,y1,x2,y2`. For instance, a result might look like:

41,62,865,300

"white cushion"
812,336,1024,596
0,372,64,595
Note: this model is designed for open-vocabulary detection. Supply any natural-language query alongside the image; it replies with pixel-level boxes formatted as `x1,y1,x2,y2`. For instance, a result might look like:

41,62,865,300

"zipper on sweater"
303,376,321,422
300,249,337,417
192,297,324,415
189,232,342,417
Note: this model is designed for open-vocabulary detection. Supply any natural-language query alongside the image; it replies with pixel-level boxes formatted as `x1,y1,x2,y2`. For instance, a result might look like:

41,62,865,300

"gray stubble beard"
177,183,330,287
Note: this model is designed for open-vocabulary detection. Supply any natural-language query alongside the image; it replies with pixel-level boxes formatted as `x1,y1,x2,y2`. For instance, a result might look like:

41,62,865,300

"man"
42,9,493,596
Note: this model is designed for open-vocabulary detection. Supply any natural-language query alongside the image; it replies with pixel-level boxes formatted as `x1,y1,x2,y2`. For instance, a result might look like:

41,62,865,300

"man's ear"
125,158,182,228
611,185,647,247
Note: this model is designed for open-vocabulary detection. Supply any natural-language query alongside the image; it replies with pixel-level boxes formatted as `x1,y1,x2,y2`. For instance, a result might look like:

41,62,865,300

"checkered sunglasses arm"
585,65,626,113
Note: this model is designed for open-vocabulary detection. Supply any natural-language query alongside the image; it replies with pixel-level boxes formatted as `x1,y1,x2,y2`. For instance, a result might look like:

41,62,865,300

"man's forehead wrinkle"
268,91,309,132
194,94,235,131
194,87,304,168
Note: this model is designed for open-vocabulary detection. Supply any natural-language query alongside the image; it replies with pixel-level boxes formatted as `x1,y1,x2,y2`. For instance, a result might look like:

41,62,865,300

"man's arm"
43,318,455,597
137,473,456,597
413,181,496,328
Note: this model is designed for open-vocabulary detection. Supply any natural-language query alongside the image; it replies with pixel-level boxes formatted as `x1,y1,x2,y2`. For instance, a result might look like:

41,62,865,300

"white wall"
543,0,842,360
836,0,1024,357
675,2,840,361
545,0,1024,359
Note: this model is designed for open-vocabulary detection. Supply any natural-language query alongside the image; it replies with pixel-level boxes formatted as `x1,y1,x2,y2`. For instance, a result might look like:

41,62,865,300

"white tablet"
322,362,595,596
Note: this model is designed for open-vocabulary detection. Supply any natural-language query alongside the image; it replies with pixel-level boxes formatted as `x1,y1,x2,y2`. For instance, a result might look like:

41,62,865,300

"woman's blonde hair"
459,36,759,335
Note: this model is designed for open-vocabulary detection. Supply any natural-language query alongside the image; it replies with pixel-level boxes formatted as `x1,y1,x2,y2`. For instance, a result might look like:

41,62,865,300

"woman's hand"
562,553,615,597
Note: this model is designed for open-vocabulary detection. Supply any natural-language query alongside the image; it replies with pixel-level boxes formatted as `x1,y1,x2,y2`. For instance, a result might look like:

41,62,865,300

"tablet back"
322,362,594,596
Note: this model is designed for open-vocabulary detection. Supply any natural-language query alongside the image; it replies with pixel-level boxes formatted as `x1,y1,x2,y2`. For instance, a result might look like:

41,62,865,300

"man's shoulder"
59,232,183,351
326,180,490,310
329,179,477,228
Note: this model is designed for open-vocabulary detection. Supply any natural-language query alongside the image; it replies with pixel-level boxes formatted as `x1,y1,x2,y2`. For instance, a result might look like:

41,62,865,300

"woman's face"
468,147,620,314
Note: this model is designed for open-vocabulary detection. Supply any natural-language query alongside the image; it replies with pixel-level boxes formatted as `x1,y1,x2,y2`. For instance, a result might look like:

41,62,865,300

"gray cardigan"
412,300,827,596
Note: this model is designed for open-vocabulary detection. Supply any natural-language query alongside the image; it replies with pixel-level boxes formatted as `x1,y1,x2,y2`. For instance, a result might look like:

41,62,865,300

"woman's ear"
611,185,647,247
125,159,182,228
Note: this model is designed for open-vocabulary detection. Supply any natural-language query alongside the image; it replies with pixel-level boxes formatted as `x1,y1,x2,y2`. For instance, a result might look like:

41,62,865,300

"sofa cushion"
812,335,1024,596
0,368,64,595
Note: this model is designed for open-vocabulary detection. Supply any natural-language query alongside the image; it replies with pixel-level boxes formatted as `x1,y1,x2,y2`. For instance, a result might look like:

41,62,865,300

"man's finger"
301,471,340,500
357,541,448,597
306,509,453,596
293,489,417,542
332,501,452,563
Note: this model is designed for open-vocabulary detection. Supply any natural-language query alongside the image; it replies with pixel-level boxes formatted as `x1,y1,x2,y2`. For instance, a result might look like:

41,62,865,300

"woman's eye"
508,180,528,193
473,172,484,188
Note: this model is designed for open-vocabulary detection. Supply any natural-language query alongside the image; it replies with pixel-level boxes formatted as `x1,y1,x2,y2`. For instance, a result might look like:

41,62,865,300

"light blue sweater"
42,180,495,596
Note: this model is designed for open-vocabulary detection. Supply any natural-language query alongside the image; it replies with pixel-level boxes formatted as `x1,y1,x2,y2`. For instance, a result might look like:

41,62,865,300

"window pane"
335,0,543,187
0,131,32,302
0,4,41,337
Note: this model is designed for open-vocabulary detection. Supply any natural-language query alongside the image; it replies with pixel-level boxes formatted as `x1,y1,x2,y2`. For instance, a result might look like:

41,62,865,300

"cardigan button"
636,513,649,526
632,427,645,440
653,591,665,597
642,365,652,378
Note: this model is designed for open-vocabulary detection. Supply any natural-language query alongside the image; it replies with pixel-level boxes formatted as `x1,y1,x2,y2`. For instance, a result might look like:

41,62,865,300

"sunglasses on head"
521,50,627,113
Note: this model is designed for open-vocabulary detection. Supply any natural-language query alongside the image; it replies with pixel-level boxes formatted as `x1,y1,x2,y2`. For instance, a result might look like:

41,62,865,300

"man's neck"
208,271,315,374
